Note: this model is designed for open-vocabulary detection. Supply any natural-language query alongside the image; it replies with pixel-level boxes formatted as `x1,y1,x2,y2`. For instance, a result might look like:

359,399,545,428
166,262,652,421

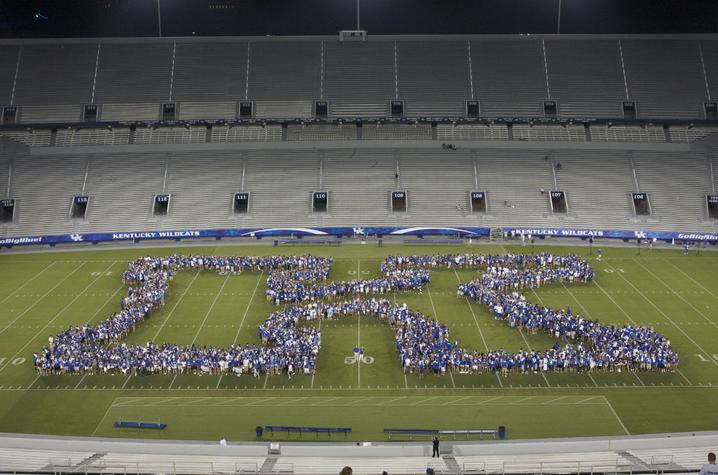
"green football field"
0,242,716,442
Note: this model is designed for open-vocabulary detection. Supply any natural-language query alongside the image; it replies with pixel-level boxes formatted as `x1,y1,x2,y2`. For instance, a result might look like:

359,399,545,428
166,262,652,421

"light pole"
356,0,361,30
557,0,562,34
157,0,162,38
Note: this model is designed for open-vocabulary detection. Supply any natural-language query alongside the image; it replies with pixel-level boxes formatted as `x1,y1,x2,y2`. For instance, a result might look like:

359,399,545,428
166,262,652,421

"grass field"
0,242,716,442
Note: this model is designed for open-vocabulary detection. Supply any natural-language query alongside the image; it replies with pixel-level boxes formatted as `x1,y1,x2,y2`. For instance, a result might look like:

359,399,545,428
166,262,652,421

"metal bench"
113,420,167,429
264,425,352,438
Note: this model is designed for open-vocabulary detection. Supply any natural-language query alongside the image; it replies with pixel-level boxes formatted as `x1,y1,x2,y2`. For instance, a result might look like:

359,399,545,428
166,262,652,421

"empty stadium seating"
0,441,714,474
0,143,716,238
1,36,717,123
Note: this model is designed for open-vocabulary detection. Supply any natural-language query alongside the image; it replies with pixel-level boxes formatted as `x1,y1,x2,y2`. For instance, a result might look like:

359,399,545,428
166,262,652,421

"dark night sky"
0,0,717,39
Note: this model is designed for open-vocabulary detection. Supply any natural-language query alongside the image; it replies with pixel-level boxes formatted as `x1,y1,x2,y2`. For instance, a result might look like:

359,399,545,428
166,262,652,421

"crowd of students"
34,252,678,377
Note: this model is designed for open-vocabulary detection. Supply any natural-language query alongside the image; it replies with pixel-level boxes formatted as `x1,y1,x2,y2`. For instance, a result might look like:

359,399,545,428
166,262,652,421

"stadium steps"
616,451,650,471
260,454,280,473
442,454,461,473
70,452,107,472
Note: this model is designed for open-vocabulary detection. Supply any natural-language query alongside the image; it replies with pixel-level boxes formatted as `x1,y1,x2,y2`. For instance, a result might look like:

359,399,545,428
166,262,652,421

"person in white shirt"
699,452,718,475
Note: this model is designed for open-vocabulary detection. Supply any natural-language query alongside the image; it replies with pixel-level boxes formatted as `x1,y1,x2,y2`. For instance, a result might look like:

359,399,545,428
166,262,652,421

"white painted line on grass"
541,395,568,405
73,281,127,390
357,259,361,390
151,270,202,341
663,258,718,300
217,270,265,389
91,402,115,437
634,259,718,332
604,260,718,368
168,274,230,389
603,396,630,435
573,396,600,405
0,261,85,338
452,268,499,386
0,261,57,307
0,261,115,374
190,275,231,346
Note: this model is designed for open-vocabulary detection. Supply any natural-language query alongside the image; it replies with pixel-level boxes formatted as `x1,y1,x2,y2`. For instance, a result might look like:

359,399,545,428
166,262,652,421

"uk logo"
634,231,647,239
353,227,365,235
70,234,84,242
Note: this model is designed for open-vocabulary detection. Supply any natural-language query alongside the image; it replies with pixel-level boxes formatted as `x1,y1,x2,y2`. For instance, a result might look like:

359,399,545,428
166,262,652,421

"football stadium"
0,0,718,473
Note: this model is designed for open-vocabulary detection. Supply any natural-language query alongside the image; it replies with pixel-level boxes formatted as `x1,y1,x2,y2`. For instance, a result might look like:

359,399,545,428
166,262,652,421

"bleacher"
0,36,716,123
0,145,717,238
0,438,714,474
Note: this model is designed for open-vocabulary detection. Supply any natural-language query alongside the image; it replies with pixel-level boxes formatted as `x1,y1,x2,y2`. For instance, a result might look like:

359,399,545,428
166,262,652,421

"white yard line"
392,290,409,389
0,261,56,307
516,325,552,388
592,273,687,384
0,261,86,337
476,395,504,405
217,270,265,389
663,258,718,300
509,396,535,405
310,300,321,389
378,396,408,406
603,396,631,435
676,368,694,385
356,313,361,389
0,262,116,374
630,371,647,387
634,259,718,331
73,281,127,390
604,260,718,368
151,271,202,341
541,395,568,405
190,275,231,346
243,397,279,407
4,382,718,392
357,259,361,389
573,396,600,405
443,395,473,405
169,275,231,389
451,268,503,388
425,282,456,388
91,402,116,437
230,271,265,345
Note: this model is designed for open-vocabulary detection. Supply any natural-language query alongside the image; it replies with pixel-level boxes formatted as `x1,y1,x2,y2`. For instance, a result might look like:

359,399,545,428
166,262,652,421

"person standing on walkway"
432,437,440,458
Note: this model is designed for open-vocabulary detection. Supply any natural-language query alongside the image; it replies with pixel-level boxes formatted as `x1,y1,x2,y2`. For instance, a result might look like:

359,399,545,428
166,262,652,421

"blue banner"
0,226,491,247
0,226,716,248
502,227,718,243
